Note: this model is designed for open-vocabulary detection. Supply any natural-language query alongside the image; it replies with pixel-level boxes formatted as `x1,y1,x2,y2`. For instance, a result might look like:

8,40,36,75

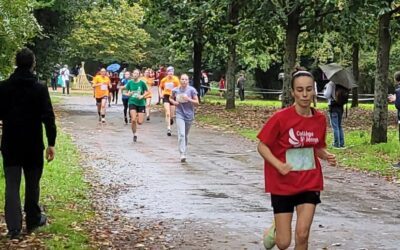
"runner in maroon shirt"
257,70,336,250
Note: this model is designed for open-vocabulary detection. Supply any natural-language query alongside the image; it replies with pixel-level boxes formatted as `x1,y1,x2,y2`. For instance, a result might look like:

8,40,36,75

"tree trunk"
282,5,301,108
371,13,391,144
225,1,241,110
351,43,359,108
193,25,203,102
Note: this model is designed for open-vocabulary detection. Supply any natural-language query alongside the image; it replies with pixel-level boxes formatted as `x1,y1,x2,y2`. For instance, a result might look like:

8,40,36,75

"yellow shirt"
141,77,154,98
160,75,180,96
92,75,111,98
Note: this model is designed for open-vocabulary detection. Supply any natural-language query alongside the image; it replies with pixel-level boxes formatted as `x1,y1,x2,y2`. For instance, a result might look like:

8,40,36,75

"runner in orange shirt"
159,66,180,136
141,68,155,121
92,68,111,123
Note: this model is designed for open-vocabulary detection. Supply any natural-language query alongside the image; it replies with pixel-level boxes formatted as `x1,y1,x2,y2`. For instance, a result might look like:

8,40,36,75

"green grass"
0,130,93,248
202,94,398,111
327,130,400,176
51,96,61,104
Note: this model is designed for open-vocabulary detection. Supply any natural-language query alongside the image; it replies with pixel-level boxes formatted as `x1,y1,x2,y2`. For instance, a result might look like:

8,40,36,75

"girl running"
110,72,120,105
169,74,199,162
124,69,149,142
257,70,336,250
141,68,155,121
159,66,180,136
92,68,111,123
118,71,131,124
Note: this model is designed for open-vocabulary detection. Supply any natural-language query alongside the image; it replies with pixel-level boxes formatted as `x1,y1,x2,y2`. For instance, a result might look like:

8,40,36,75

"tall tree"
224,0,243,109
371,2,400,144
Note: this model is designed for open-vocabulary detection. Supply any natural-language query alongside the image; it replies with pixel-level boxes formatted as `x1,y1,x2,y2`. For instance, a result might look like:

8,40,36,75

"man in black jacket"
0,48,57,239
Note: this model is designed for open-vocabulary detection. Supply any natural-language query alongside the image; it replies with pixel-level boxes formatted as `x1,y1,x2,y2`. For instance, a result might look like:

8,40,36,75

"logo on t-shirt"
289,128,319,148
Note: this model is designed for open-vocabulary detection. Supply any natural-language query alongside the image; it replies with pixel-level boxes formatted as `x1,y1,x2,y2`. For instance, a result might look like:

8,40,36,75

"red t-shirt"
257,106,327,195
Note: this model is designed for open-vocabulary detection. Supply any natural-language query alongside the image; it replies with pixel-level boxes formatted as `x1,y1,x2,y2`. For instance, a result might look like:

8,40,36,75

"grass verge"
0,126,92,248
202,94,398,111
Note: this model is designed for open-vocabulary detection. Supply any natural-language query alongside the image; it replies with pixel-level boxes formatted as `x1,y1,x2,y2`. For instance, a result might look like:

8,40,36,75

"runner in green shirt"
125,69,149,142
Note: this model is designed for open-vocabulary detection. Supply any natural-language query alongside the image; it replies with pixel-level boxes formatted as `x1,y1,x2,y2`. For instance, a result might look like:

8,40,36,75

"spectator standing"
237,74,245,101
388,71,400,167
60,64,70,95
323,81,347,148
0,48,57,239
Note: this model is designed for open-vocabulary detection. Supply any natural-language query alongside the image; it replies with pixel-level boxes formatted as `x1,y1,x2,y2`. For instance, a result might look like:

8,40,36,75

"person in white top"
60,65,70,95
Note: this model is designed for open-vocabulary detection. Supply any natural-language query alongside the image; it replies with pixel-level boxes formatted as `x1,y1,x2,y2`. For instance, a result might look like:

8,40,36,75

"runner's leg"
274,213,293,250
164,102,171,130
101,98,107,122
137,109,145,125
170,103,176,124
123,99,128,123
184,120,193,150
176,118,186,155
130,109,138,134
96,100,101,121
146,98,151,120
294,204,316,250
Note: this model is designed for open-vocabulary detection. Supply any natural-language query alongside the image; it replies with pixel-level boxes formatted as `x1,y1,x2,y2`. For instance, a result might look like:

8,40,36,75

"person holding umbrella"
321,63,353,149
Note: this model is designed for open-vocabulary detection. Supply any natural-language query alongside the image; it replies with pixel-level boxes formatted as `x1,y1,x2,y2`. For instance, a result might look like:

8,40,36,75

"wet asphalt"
59,95,400,250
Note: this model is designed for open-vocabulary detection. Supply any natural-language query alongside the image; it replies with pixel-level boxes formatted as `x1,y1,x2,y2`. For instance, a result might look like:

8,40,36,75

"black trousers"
51,81,57,91
122,98,129,118
238,88,245,101
63,80,70,95
3,162,43,232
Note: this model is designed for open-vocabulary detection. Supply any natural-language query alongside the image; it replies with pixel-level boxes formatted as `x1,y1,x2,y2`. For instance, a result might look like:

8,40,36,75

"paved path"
59,95,400,250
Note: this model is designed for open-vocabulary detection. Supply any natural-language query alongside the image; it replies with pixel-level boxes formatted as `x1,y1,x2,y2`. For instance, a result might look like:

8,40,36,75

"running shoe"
180,154,186,163
101,118,106,123
263,221,276,250
133,135,137,142
170,118,174,125
167,129,172,136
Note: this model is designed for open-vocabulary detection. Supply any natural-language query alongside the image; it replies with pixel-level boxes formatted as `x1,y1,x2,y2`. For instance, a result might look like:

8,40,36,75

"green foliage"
0,0,41,78
66,0,149,65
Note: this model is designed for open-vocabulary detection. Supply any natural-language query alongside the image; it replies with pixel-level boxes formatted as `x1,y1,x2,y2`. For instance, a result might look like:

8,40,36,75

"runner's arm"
315,148,336,166
169,94,179,106
257,141,291,175
188,94,199,106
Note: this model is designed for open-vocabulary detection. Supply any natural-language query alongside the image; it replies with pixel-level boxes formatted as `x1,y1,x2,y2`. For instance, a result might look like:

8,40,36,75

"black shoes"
167,129,172,136
7,230,21,240
170,118,174,125
133,135,137,142
27,214,47,233
147,116,150,121
124,117,128,124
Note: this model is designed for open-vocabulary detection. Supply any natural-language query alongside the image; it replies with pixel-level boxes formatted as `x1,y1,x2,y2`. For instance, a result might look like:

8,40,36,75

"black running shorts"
96,96,108,104
271,191,321,214
129,104,146,113
162,95,174,105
